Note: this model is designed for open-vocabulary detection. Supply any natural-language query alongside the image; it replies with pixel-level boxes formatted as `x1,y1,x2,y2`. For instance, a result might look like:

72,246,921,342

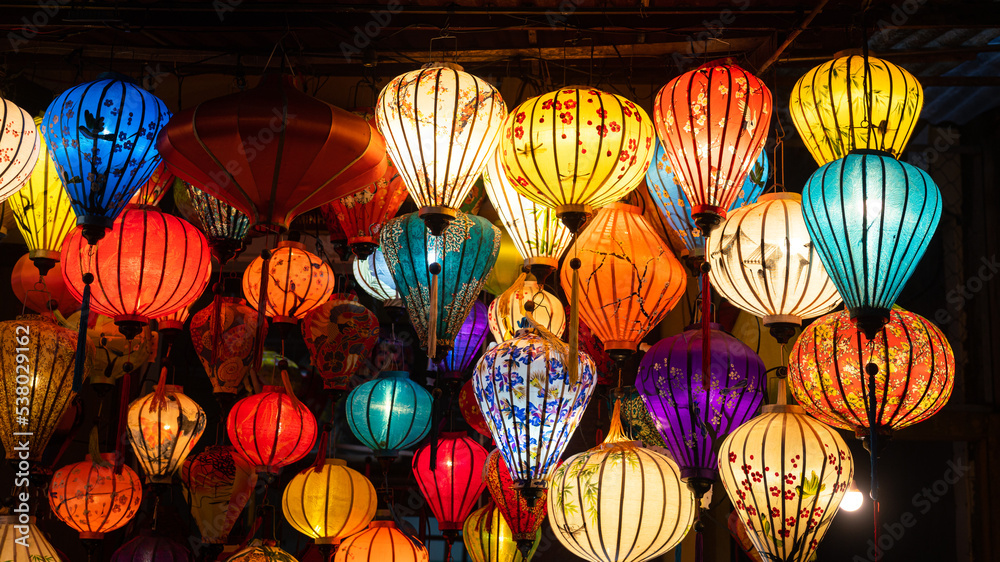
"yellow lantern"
463,503,540,562
483,224,524,297
226,541,300,561
281,459,378,547
0,515,62,561
500,86,655,233
789,55,923,165
127,384,207,484
7,116,77,275
488,275,566,341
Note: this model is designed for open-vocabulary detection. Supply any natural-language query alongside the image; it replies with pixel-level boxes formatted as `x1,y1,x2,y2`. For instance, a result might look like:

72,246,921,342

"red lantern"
458,378,491,438
61,205,212,339
483,449,546,559
227,385,318,473
49,453,143,539
412,432,488,536
301,293,379,391
157,74,387,232
11,253,78,318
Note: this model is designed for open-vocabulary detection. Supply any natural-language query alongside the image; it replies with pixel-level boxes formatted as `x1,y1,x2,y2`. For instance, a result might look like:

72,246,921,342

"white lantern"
352,248,402,308
0,515,62,561
487,276,566,341
0,98,40,202
127,384,207,483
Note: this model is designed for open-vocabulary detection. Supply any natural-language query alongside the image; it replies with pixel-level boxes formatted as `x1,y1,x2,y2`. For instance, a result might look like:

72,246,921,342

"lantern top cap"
276,240,307,251
369,520,398,529
757,192,800,202
761,404,807,415
422,61,465,72
847,148,895,158
378,370,411,379
323,458,347,467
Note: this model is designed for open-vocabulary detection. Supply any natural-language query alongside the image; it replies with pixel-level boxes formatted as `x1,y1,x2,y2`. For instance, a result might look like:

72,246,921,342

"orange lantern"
49,453,143,539
459,378,491,438
11,253,79,318
334,519,429,562
227,385,318,473
242,239,334,325
189,296,257,395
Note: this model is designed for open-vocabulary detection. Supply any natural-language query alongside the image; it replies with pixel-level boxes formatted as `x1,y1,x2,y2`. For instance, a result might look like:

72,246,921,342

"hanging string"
211,271,225,380
700,258,712,391
568,256,582,385
312,424,332,471
252,246,272,372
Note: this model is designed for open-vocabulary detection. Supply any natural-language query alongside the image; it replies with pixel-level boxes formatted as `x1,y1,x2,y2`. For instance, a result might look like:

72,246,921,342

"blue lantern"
442,299,489,379
802,150,942,338
41,74,171,244
645,139,769,256
345,370,434,458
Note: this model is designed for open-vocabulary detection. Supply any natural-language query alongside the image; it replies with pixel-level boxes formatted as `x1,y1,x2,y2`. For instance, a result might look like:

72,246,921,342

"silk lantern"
42,75,170,243
500,87,655,233
353,247,401,307
790,55,923,165
301,294,379,391
412,432,489,534
463,503,540,562
0,97,38,202
459,378,491,438
801,150,941,339
282,459,378,546
11,253,79,318
180,445,258,545
719,403,854,562
0,515,62,561
242,240,335,324
333,520,429,562
484,449,546,559
112,534,192,562
654,63,772,234
635,324,766,498
708,193,842,343
345,371,433,458
442,300,489,379
227,385,318,473
488,275,566,342
227,543,300,562
322,154,408,259
158,74,386,232
483,224,523,297
49,453,143,539
189,296,256,395
176,182,251,264
127,384,207,484
130,161,177,206
376,63,507,235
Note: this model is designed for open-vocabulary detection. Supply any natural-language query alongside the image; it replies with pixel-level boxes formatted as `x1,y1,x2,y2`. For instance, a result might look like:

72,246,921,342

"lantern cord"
71,272,95,393
114,362,132,475
88,425,112,468
150,366,169,412
280,364,303,411
860,3,876,152
312,423,332,471
211,272,225,378
700,263,712,391
251,248,272,372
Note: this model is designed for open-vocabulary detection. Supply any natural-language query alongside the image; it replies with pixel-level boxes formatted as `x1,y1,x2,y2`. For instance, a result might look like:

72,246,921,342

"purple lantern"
112,533,192,562
442,300,489,379
635,323,765,499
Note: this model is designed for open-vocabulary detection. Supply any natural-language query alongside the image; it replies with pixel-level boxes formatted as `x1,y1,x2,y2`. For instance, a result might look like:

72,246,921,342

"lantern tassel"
427,262,441,361
72,274,94,393
701,264,712,391
150,366,169,412
211,287,224,379
88,425,112,468
568,257,582,386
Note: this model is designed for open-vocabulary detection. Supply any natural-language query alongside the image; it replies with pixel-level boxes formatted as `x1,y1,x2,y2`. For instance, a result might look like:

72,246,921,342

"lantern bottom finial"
29,250,60,276
685,476,714,500
114,317,147,340
850,306,890,341
514,479,547,507
555,204,593,235
77,215,115,245
526,256,558,284
419,206,458,236
766,322,799,345
516,539,534,561
692,211,724,238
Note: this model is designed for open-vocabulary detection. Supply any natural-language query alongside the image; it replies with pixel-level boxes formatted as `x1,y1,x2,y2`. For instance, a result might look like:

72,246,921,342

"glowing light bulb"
841,481,864,512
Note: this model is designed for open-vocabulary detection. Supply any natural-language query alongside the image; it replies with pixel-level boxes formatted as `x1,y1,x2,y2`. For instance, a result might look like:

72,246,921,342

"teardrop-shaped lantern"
227,385,318,473
282,458,378,546
483,449,546,559
463,502,540,562
412,432,488,535
180,445,258,545
49,453,143,539
333,520,429,562
442,300,489,379
0,515,63,561
0,97,39,202
345,371,433,458
127,384,207,483
242,240,335,325
301,294,379,391
175,182,251,264
488,275,566,342
190,296,257,395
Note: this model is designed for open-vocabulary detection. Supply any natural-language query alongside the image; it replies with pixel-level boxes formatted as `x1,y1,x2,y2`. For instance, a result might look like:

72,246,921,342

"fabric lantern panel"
227,385,318,473
463,503,540,562
412,432,489,531
483,449,546,558
333,520,429,562
127,384,207,484
345,371,433,457
301,294,379,391
180,445,258,545
0,97,39,201
49,453,143,539
282,458,378,545
189,297,257,394
242,240,335,324
441,300,489,379
488,276,566,342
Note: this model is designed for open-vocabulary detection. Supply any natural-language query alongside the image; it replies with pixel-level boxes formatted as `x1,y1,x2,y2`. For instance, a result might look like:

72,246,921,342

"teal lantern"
380,211,501,359
345,370,433,458
802,150,942,339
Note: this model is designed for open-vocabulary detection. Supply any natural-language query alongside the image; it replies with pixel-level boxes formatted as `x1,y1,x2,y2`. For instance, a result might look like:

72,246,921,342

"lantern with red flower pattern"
484,449,546,560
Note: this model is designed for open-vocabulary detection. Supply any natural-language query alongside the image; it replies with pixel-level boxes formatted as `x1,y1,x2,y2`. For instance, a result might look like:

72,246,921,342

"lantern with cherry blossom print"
484,449,546,560
412,432,488,549
242,239,335,325
49,453,143,540
227,385,318,473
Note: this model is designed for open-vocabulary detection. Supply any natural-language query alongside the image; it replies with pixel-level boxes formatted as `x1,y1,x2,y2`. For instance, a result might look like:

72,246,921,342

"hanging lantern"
483,148,572,278
548,401,696,562
635,324,766,498
412,432,489,533
381,211,500,359
719,404,854,562
333,520,429,562
801,150,941,339
11,253,79,318
321,157,408,259
180,445,258,545
190,296,257,395
442,300,489,379
49,453,143,539
560,202,686,360
242,239,335,325
228,385,318,473
227,543,300,562
42,75,171,244
645,139,769,257
708,193,842,343
130,161,177,206
616,386,666,449
0,515,62,561
483,449,546,559
175,181,251,264
127,384,207,484
156,305,191,334
0,316,92,461
459,378,491,438
159,74,386,233
653,63,772,234
483,224,524,297
0,97,39,202
353,247,402,307
376,63,507,235
301,294,379,391
112,534,192,562
727,510,764,562
789,55,923,165
8,116,77,274
282,459,378,546
500,87,655,233
60,312,155,388
473,325,596,503
463,502,540,562
488,275,566,342
61,205,212,339
345,371,433,458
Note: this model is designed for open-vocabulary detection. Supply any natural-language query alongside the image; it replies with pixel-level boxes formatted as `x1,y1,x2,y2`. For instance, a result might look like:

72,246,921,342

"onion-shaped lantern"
227,385,318,473
345,371,433,458
282,459,378,546
322,156,408,259
442,300,489,379
376,63,507,235
484,449,546,559
333,520,429,562
654,63,772,234
127,384,207,484
635,324,766,498
42,75,170,243
112,534,192,562
0,97,38,202
175,181,251,264
180,445,258,545
242,240,335,325
459,378,491,438
463,503,540,562
301,294,379,391
789,55,923,165
801,150,941,338
560,202,686,359
473,325,596,504
0,515,62,561
190,296,256,395
488,275,566,342
548,402,696,562
719,404,854,562
708,193,842,343
412,432,488,535
49,453,143,539
11,253,79,318
500,87,655,233
130,161,176,206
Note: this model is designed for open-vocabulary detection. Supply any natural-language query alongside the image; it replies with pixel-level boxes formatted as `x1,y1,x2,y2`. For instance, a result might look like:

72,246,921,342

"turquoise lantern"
645,139,769,257
802,150,942,339
345,370,434,458
41,73,171,244
380,211,501,359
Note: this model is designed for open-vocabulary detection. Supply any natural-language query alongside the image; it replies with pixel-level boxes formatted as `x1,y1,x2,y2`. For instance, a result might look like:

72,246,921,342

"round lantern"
616,386,666,449
242,240,335,324
190,296,257,395
43,75,170,243
548,403,696,562
180,445,258,545
789,55,923,165
488,276,566,342
227,542,300,562
412,432,489,533
380,211,500,358
483,224,523,297
127,384,207,484
500,87,655,233
61,205,212,339
0,515,62,561
175,181,251,264
333,520,429,562
442,300,489,379
708,193,842,343
227,385,318,473
459,378,491,438
719,404,854,562
376,63,507,235
0,97,39,202
130,161,177,206
301,294,379,391
483,449,546,559
11,253,79,317
346,371,433,457
473,326,596,503
654,63,772,234
464,503,540,562
112,534,192,562
159,74,386,233
49,453,143,539
560,202,686,359
801,150,941,339
282,458,378,545
352,247,401,307
635,324,766,498
322,159,408,259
